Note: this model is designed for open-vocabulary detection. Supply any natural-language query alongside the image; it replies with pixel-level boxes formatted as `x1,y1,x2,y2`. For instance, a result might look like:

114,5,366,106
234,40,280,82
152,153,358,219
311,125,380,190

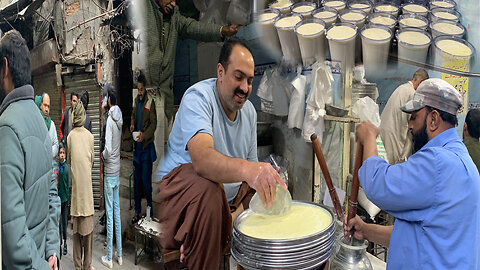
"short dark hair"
137,72,146,86
466,109,480,139
426,106,458,127
40,92,49,103
81,90,89,110
58,142,65,152
413,69,429,81
218,38,253,71
70,91,79,101
108,87,117,106
0,30,31,88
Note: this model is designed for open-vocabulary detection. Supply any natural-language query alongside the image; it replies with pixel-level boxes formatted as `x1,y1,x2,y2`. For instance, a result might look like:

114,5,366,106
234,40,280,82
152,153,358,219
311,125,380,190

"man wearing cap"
346,78,480,269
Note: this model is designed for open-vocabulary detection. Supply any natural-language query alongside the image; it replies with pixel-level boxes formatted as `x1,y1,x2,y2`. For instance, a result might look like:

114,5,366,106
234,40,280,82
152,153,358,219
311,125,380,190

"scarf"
72,100,86,128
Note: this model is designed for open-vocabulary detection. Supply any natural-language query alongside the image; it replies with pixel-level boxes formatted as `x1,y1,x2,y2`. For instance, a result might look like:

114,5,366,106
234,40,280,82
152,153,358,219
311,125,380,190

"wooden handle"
346,142,364,242
311,133,345,222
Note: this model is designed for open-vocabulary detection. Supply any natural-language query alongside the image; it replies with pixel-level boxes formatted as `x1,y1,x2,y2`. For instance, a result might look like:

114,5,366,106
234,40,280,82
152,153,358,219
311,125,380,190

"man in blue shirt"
156,39,286,270
346,78,480,269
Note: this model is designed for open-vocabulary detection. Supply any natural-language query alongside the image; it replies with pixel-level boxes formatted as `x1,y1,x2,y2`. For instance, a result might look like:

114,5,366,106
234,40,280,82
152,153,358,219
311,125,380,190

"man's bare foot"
180,244,185,263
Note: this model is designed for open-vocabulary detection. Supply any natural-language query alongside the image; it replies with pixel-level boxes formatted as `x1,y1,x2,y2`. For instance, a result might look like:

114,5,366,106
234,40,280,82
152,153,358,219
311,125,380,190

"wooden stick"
346,142,364,242
311,133,345,222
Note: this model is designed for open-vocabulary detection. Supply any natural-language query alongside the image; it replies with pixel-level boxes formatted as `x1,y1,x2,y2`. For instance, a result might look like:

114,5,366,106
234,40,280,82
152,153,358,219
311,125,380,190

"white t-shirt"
157,78,258,202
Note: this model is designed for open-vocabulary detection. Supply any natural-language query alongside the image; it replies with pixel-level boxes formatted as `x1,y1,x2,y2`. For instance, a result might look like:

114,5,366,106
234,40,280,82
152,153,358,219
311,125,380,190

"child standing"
57,143,70,256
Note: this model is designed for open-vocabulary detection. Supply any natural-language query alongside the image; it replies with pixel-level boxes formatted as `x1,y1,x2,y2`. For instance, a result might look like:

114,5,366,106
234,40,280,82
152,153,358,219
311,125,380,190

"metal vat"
232,201,336,269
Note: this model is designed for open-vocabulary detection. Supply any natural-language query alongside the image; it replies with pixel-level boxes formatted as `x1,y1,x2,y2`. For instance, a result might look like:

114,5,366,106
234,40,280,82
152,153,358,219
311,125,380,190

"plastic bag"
288,72,307,129
302,63,333,142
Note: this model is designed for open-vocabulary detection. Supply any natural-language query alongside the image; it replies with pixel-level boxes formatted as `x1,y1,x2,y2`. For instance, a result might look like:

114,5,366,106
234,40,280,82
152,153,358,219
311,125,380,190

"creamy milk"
239,204,332,240
296,21,326,65
271,0,293,13
293,5,315,13
257,11,282,53
431,21,464,38
361,27,392,80
341,11,367,26
275,15,303,63
327,24,357,67
431,1,455,9
403,3,428,16
314,10,337,27
397,30,431,63
369,15,396,30
399,17,428,29
324,0,346,12
351,3,370,10
433,39,473,70
432,10,458,21
375,4,399,16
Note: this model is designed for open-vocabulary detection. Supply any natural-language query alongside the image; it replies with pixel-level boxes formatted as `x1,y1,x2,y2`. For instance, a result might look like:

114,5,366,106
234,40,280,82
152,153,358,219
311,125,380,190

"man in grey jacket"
101,86,123,268
0,30,61,269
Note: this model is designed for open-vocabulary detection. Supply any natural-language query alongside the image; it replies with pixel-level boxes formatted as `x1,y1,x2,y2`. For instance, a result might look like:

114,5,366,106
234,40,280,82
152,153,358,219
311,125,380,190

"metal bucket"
232,201,336,270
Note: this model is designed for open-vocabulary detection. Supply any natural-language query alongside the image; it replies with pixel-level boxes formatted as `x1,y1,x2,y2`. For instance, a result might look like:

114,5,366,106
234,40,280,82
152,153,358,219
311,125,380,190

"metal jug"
329,235,373,270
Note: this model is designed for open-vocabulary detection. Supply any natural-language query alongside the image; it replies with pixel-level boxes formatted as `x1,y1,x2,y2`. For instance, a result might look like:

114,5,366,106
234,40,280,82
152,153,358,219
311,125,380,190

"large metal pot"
232,201,336,270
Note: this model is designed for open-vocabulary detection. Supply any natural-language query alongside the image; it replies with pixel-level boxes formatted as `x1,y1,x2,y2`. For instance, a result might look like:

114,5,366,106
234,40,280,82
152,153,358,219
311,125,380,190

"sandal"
131,214,142,224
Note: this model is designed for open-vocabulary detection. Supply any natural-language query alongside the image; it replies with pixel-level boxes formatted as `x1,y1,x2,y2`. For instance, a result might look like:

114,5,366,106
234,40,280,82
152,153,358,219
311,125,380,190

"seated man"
156,39,286,270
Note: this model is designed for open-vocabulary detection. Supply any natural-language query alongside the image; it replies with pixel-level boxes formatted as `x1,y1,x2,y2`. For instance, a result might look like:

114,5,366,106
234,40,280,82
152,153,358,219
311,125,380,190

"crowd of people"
0,1,480,270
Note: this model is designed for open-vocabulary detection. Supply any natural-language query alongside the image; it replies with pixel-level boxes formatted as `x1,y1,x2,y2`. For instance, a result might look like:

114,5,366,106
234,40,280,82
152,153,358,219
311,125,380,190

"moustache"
234,88,248,98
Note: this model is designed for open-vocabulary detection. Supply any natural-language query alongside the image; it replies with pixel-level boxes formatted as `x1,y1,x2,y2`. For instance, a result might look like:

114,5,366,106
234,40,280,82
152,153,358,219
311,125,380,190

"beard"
412,117,429,153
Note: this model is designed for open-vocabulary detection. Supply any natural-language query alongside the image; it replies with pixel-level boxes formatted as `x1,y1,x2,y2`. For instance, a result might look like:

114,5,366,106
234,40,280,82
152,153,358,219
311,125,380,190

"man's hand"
137,131,145,142
48,253,58,270
355,121,379,145
243,162,287,207
221,25,242,37
344,215,368,242
130,124,134,133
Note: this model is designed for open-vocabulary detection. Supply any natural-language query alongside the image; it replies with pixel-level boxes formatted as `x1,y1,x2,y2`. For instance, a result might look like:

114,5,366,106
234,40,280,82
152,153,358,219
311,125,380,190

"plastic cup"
291,2,317,18
295,18,326,66
327,22,358,68
367,12,397,31
313,7,338,27
269,0,294,14
360,24,393,80
396,27,432,63
432,36,474,71
373,2,400,17
323,0,346,12
398,13,429,30
401,3,429,17
430,7,461,22
347,0,373,14
254,9,282,54
275,14,303,63
430,20,465,39
429,0,457,10
339,9,367,62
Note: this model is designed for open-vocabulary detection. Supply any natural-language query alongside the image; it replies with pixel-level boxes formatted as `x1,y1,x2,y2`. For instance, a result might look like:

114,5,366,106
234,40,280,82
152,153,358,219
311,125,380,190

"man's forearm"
364,224,393,247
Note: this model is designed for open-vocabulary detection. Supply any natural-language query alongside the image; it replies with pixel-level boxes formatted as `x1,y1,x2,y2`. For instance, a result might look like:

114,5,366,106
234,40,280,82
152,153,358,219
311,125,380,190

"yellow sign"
441,55,470,115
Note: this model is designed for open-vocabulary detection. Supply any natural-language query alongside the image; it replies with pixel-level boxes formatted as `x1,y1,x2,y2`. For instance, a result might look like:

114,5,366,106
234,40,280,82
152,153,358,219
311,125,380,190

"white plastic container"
291,2,317,18
275,14,303,63
347,0,373,14
398,14,429,30
313,7,338,27
373,2,400,17
360,25,393,80
255,9,282,53
401,3,429,17
430,7,461,22
339,9,367,28
396,27,432,63
270,0,294,14
327,22,358,68
368,12,397,31
295,18,326,66
323,0,346,12
432,36,474,71
430,20,466,39
429,0,457,10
